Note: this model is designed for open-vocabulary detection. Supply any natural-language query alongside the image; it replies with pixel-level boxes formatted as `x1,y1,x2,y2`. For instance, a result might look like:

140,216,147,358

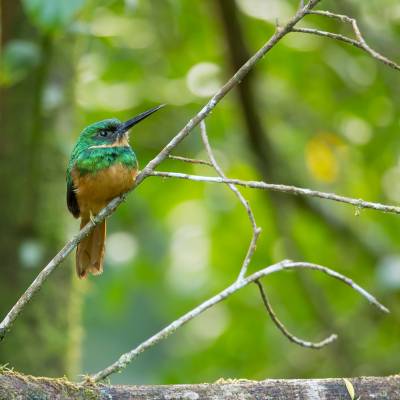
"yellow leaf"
306,133,345,183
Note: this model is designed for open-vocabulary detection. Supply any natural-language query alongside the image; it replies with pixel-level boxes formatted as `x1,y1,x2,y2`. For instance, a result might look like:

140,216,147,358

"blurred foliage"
0,40,40,85
2,0,400,385
21,0,85,34
0,0,80,377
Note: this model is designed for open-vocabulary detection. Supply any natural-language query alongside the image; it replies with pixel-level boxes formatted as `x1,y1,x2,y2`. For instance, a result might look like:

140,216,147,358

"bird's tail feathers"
76,216,106,279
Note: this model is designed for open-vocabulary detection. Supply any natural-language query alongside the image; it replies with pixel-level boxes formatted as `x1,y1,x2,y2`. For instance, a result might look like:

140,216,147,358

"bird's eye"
99,131,108,137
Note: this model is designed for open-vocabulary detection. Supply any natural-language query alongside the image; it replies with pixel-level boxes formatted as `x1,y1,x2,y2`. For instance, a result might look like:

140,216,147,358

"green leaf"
0,40,40,86
21,0,85,34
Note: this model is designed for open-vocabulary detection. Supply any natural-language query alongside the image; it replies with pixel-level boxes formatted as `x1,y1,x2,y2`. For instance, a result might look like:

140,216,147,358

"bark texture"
0,372,399,400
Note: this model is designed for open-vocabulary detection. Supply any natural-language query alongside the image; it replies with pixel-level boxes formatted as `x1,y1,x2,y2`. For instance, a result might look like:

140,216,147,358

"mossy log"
0,372,399,399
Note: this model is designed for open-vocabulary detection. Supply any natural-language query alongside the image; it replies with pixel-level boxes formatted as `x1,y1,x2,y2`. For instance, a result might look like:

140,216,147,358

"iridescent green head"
76,104,165,150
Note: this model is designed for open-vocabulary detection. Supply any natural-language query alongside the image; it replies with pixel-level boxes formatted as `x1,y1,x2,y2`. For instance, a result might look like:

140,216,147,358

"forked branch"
89,260,388,382
293,9,400,71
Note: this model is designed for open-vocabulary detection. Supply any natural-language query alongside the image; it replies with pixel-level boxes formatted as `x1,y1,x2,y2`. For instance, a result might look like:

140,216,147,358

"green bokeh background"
1,0,400,384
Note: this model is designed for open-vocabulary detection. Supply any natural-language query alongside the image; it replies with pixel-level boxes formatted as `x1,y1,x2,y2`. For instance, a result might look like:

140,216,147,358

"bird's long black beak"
120,104,165,134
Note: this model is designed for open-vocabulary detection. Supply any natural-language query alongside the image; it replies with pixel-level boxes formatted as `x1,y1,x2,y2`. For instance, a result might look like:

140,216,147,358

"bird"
66,105,164,279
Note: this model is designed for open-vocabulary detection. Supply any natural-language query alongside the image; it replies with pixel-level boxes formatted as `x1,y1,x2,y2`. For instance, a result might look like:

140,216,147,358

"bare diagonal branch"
139,0,322,178
89,259,387,382
0,0,322,341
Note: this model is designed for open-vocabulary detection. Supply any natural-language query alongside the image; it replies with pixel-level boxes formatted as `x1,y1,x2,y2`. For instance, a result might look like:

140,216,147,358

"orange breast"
72,164,137,217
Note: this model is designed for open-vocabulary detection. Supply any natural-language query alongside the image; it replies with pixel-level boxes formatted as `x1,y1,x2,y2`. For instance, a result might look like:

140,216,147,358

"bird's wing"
67,179,80,218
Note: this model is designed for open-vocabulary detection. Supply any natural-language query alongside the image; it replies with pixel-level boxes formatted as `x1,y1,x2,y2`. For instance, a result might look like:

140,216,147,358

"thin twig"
200,121,261,281
0,0,322,341
201,119,333,348
301,10,400,71
292,27,363,49
307,10,357,23
255,280,337,349
149,171,400,216
89,259,388,382
168,155,213,167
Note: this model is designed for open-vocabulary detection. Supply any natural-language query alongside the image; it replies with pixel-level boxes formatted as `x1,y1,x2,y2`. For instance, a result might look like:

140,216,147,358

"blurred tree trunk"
0,0,80,377
213,0,374,374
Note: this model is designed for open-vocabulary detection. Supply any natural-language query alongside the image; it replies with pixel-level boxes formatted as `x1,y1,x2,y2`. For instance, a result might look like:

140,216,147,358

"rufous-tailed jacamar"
66,105,164,278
